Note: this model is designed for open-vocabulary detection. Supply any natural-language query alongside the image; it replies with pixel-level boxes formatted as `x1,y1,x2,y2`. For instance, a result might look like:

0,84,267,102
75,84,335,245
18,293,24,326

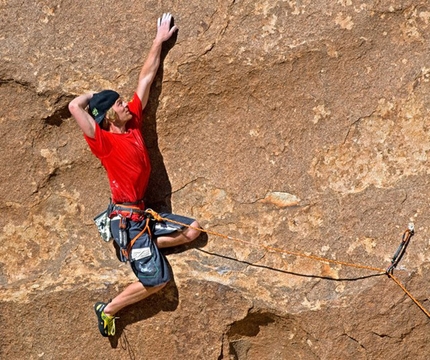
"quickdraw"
386,223,414,274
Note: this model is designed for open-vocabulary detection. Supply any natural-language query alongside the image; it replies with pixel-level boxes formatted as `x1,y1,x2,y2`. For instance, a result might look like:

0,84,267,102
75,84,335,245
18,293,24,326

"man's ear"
101,117,109,130
105,108,119,122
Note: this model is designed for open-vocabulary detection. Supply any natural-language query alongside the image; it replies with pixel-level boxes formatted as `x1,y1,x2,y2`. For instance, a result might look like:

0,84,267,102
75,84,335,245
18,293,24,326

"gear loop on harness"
118,215,128,262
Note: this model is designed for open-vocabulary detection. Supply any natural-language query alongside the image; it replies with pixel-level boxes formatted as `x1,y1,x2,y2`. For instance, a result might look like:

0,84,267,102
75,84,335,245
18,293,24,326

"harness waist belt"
110,204,146,221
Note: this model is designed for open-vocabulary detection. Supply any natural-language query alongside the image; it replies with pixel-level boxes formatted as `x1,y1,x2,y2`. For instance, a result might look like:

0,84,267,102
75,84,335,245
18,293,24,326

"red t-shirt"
84,93,151,204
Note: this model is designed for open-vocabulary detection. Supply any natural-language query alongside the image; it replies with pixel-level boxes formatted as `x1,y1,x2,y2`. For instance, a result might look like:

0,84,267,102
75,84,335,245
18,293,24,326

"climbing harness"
144,209,430,319
112,206,155,262
109,203,147,262
119,216,152,262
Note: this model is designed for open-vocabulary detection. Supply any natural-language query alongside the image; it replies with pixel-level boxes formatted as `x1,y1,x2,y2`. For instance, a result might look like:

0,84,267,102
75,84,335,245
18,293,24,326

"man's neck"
109,122,128,134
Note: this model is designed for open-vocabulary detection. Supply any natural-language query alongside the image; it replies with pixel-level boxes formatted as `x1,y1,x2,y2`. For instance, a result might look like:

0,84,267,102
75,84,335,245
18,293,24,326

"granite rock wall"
1,1,429,359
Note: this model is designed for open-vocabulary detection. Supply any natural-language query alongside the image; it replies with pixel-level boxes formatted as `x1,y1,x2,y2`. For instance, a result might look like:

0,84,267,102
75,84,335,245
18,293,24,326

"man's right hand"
136,13,179,107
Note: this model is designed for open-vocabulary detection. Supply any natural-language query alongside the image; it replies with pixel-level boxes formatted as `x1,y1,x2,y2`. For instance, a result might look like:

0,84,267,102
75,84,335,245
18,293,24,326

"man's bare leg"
155,220,201,248
103,220,201,316
104,281,166,316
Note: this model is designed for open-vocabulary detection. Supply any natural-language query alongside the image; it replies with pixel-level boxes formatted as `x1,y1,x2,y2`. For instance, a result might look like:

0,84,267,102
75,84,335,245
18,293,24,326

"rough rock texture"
1,0,430,359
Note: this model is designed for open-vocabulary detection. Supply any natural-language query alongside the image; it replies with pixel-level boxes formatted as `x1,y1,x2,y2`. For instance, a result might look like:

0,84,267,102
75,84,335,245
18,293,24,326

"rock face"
1,1,430,359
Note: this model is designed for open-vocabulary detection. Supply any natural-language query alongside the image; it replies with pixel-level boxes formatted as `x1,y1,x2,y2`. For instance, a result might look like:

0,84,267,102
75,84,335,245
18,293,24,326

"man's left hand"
156,13,178,43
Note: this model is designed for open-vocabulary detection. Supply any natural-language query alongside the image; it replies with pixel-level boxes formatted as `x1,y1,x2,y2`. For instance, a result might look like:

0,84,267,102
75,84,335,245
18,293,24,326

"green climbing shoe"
94,301,116,337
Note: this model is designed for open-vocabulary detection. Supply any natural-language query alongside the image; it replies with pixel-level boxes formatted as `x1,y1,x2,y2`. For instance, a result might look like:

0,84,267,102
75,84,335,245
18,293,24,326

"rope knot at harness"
144,208,163,222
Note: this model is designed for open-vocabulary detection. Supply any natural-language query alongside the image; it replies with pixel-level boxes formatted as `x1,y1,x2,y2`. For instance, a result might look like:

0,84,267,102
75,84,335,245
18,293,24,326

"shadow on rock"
143,18,178,213
108,278,179,352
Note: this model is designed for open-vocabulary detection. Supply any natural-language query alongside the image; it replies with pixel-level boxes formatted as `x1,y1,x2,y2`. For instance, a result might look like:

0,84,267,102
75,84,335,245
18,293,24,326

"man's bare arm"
136,13,178,108
68,93,96,138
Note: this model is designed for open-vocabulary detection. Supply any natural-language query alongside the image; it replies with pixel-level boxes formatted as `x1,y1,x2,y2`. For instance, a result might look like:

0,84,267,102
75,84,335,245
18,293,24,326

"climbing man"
68,13,201,337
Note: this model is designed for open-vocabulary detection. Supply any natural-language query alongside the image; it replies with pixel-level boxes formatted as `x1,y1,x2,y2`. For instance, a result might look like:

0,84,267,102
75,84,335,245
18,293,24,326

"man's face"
112,98,132,123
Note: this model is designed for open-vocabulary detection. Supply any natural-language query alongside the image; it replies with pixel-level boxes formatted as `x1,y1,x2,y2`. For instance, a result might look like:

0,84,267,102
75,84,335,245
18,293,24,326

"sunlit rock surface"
1,1,429,359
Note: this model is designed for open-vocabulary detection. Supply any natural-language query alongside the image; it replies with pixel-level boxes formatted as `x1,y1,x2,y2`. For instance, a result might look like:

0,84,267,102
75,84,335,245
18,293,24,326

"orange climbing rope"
145,209,429,318
387,273,430,318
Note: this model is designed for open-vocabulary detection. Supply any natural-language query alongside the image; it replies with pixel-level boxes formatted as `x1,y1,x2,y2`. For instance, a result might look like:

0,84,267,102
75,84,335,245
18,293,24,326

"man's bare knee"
183,220,201,242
